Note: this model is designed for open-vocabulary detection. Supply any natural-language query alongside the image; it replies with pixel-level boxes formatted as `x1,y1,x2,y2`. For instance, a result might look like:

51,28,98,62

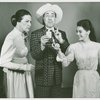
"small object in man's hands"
46,30,52,38
52,43,60,51
55,43,60,48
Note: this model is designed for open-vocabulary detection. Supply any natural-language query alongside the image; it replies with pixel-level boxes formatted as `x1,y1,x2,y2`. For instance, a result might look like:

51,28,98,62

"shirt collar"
46,27,55,32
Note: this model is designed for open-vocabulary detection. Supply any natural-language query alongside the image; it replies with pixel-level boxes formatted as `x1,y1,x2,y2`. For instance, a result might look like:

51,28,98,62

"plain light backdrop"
0,2,100,87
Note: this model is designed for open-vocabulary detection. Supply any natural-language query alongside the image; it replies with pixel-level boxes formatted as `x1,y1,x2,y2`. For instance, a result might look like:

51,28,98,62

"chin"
47,24,54,28
25,30,29,33
79,38,83,41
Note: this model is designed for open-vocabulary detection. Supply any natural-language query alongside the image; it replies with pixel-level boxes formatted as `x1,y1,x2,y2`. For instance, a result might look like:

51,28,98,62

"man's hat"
36,3,63,25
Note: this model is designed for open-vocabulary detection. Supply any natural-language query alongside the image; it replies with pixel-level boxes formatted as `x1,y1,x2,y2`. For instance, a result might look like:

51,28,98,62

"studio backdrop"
0,2,100,87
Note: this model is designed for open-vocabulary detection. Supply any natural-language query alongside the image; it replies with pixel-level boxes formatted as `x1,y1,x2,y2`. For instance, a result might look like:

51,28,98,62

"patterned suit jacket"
30,27,69,86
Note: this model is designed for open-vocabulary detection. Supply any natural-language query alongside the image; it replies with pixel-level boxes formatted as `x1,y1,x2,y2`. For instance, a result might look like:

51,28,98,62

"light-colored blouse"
57,41,100,70
0,27,28,72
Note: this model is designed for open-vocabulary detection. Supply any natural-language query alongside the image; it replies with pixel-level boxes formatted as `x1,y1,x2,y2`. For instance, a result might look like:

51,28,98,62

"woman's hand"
24,64,35,71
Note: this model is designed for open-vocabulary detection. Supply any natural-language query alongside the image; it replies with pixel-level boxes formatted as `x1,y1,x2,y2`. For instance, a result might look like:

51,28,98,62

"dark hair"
77,19,96,42
11,9,31,26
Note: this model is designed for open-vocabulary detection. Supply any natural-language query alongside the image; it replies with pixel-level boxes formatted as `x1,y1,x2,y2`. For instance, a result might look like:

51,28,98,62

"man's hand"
41,35,50,50
52,43,60,51
54,29,65,44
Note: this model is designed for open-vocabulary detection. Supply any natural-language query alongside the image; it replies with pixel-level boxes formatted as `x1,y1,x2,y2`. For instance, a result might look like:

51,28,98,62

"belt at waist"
9,57,28,73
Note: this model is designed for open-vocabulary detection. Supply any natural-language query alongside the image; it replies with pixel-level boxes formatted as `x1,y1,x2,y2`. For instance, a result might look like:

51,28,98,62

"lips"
48,21,53,23
27,27,30,30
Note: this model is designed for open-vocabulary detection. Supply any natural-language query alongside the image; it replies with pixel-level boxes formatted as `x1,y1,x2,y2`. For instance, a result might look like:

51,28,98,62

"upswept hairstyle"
11,9,31,26
77,19,96,42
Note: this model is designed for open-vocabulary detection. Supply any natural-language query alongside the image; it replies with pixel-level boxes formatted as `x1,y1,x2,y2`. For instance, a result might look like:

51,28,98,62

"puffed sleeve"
63,45,75,66
56,45,75,67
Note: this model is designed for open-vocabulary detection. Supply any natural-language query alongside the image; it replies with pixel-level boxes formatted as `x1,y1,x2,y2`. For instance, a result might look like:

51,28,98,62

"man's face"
43,10,56,28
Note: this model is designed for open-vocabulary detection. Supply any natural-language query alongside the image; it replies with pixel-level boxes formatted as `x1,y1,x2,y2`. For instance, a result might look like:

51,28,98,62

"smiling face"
76,26,90,41
17,15,32,33
43,10,56,28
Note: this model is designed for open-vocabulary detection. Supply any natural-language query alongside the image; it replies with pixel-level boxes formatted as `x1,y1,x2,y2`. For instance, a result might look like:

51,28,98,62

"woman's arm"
56,45,75,67
0,62,33,71
0,34,34,71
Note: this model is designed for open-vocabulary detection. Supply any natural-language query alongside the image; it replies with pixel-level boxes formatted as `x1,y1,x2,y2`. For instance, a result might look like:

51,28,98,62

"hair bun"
11,15,16,21
11,14,17,26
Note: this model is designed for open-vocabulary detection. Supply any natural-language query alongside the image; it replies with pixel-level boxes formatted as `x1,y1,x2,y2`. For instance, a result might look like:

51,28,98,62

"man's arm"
30,31,46,60
58,30,70,53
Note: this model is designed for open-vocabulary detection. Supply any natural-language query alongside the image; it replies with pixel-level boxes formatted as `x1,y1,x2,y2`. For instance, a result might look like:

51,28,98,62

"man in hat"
30,3,69,98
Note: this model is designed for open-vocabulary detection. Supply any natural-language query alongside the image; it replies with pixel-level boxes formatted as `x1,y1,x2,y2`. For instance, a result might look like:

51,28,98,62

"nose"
28,21,31,27
48,16,53,20
77,32,80,36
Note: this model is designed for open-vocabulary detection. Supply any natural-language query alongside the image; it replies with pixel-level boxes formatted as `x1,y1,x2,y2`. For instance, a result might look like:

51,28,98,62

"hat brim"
36,3,63,25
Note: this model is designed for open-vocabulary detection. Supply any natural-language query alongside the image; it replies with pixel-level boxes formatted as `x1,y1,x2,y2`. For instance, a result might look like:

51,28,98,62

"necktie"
50,30,59,44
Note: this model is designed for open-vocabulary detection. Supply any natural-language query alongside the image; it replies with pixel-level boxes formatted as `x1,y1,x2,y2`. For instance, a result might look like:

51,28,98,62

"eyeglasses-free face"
43,10,56,28
76,26,90,41
17,15,32,33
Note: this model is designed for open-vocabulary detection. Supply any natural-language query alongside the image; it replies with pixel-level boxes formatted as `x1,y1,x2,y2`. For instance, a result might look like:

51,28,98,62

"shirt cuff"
41,43,45,51
56,55,63,62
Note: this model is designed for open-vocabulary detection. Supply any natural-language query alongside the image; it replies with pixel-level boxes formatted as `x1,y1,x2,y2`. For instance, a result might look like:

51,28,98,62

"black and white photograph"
0,1,100,98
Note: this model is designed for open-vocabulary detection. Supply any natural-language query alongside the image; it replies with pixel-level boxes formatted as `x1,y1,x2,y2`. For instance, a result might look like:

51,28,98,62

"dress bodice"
0,28,28,70
66,41,100,70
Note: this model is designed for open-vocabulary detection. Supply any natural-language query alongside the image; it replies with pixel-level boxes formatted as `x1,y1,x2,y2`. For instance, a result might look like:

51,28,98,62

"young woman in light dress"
56,19,100,98
0,9,34,98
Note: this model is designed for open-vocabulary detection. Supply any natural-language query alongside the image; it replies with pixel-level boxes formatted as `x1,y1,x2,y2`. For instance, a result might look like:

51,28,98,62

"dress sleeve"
0,35,27,71
1,62,27,71
56,45,75,67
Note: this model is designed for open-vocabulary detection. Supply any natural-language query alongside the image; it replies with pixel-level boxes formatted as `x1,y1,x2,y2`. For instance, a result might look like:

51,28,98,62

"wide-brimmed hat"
36,3,63,25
